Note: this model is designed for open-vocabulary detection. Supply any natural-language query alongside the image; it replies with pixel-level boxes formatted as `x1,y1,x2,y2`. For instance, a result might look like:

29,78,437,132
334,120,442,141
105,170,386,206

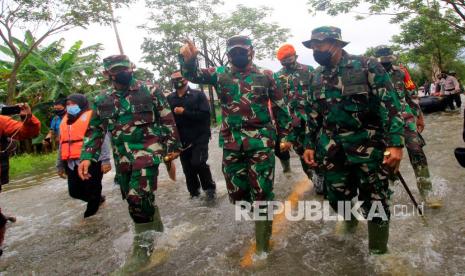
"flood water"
1,105,464,275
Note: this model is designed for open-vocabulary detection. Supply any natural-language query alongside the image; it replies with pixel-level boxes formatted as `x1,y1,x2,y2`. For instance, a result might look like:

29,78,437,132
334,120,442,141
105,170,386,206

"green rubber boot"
152,206,164,232
413,165,432,197
280,159,291,173
119,207,164,274
368,221,389,255
255,220,273,254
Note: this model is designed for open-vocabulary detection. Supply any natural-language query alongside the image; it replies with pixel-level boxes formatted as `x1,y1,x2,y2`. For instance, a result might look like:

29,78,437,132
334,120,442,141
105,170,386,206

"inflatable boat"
419,96,447,114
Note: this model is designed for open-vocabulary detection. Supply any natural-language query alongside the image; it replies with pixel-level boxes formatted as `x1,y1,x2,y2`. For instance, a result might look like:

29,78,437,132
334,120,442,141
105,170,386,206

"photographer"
0,103,41,255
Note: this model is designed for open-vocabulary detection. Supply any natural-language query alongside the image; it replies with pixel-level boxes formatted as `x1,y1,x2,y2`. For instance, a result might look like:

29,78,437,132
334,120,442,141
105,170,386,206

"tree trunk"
6,60,21,104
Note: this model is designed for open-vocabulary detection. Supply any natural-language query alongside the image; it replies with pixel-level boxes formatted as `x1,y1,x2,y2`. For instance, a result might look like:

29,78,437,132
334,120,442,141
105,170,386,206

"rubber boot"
280,159,291,173
152,206,164,232
368,221,389,254
413,165,432,197
255,220,273,254
119,222,157,274
414,166,442,208
119,207,163,274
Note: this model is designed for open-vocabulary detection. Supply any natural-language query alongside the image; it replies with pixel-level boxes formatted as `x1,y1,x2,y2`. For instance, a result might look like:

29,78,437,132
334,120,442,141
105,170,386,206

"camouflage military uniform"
180,37,293,203
374,46,432,197
274,63,316,178
303,28,405,221
81,56,180,223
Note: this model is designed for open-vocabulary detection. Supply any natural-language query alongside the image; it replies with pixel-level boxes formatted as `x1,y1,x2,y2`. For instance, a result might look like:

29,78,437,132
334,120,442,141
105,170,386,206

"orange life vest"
59,110,92,161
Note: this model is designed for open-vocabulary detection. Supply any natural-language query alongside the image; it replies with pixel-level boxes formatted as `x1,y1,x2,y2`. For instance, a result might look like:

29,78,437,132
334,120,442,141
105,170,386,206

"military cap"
302,26,349,49
226,35,253,52
374,45,396,63
103,55,132,70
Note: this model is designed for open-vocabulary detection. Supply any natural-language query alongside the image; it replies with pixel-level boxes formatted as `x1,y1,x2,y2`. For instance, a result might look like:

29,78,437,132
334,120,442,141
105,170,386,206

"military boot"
368,221,389,254
280,159,291,173
255,220,273,254
119,207,164,273
413,165,432,197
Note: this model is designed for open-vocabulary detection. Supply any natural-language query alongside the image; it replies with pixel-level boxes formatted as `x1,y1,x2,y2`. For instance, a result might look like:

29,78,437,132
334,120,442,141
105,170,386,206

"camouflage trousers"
325,158,392,221
223,147,275,203
404,126,432,195
117,165,159,224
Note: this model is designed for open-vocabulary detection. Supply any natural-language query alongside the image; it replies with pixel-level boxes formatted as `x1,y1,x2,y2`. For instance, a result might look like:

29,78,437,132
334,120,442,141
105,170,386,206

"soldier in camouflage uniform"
374,46,439,207
274,44,325,194
302,27,405,254
179,36,293,254
78,55,180,272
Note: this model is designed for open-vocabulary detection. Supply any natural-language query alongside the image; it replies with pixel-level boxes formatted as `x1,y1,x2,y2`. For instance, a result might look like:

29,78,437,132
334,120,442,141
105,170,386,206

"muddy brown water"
0,107,464,275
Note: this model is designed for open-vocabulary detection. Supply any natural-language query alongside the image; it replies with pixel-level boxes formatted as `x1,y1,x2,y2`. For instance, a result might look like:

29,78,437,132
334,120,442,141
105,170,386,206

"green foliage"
392,6,465,81
0,37,103,104
306,0,465,34
141,0,291,87
134,68,155,83
0,0,135,103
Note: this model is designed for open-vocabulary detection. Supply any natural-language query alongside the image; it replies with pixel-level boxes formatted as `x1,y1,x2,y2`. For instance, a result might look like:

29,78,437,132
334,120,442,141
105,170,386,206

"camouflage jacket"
274,62,314,127
181,57,293,151
388,66,421,123
306,52,404,164
81,79,180,172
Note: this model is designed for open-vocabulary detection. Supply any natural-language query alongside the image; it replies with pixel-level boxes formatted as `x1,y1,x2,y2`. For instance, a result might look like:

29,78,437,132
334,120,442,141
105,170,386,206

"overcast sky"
54,0,401,72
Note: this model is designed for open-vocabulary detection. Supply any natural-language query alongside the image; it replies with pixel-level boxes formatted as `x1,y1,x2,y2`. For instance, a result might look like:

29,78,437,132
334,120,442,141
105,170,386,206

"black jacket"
167,87,211,146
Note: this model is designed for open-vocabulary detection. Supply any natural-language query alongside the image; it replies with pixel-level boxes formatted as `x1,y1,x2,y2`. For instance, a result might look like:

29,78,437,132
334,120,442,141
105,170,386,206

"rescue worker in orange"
0,103,41,256
56,94,112,218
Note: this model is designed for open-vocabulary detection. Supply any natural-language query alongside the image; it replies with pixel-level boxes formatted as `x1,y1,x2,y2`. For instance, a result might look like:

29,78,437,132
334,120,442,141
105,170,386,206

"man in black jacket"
167,71,216,199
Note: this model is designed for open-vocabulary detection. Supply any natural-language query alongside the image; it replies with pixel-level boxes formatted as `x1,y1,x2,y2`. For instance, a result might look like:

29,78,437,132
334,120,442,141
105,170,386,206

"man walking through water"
374,46,441,208
179,36,293,256
274,44,325,194
302,26,404,254
167,71,216,199
78,55,180,273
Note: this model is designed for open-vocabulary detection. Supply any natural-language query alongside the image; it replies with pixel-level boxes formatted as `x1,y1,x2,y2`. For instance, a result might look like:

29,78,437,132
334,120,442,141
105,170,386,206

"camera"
0,105,21,115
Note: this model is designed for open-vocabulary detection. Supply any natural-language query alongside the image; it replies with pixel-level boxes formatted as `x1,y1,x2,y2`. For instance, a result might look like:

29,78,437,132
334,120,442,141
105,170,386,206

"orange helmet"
277,44,296,61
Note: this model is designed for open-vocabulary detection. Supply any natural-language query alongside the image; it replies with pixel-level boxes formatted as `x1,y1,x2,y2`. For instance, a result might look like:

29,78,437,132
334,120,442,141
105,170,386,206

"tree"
0,37,102,105
0,0,134,104
362,8,465,83
141,0,291,87
392,7,465,81
307,0,465,34
134,67,155,83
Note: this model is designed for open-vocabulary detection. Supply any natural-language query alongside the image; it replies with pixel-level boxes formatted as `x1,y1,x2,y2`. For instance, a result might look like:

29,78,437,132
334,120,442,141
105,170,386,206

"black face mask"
54,109,66,116
313,50,333,67
282,61,296,70
229,49,250,68
173,81,187,90
114,71,132,86
381,62,393,71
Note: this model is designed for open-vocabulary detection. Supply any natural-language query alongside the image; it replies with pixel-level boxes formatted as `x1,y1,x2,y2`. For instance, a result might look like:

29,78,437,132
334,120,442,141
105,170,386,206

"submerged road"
1,109,465,275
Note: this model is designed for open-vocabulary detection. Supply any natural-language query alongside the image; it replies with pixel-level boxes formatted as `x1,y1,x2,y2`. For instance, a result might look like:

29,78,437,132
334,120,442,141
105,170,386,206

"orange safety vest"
59,110,92,161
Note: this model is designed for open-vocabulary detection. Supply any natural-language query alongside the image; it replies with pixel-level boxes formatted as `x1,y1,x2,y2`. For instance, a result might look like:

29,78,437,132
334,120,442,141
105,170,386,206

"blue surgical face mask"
66,105,81,116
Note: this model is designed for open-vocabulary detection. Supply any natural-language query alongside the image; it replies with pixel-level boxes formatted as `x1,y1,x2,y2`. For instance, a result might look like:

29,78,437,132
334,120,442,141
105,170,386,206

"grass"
9,152,57,180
